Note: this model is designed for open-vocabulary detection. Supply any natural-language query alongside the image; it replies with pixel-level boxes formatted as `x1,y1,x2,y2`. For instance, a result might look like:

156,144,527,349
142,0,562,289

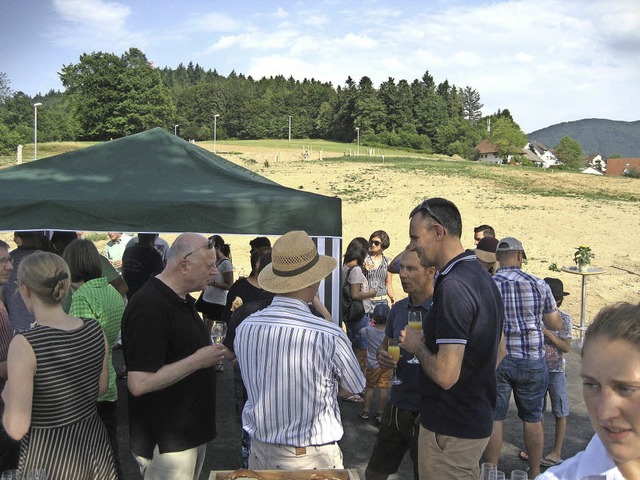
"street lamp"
288,115,292,143
356,127,360,156
174,124,179,135
213,114,220,154
33,102,42,160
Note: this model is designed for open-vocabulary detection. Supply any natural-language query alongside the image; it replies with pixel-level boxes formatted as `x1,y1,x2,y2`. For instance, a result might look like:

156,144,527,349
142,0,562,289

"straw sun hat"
257,230,337,294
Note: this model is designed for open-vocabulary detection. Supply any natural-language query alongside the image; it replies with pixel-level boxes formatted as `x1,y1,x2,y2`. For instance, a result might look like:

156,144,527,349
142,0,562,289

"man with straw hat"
235,230,365,470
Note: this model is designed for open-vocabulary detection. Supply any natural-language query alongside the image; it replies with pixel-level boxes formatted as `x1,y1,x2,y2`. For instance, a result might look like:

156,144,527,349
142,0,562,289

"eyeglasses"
410,200,444,226
183,237,215,260
0,256,13,266
370,240,381,247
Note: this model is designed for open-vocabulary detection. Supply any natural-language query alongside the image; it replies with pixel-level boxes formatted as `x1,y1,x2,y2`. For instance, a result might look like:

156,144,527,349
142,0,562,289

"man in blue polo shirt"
365,249,436,480
400,197,505,480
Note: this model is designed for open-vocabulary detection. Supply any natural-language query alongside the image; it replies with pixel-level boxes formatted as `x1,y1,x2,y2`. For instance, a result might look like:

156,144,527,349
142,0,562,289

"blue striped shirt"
235,296,365,447
493,267,558,359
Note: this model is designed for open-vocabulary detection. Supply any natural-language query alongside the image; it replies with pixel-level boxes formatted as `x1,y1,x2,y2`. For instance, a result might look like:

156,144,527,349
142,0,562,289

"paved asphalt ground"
113,344,595,479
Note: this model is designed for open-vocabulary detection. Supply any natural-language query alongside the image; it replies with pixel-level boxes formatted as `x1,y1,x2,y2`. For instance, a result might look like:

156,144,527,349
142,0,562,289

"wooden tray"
209,469,360,480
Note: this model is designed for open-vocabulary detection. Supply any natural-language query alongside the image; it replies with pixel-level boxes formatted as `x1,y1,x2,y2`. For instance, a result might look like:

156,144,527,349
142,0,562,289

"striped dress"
18,319,116,479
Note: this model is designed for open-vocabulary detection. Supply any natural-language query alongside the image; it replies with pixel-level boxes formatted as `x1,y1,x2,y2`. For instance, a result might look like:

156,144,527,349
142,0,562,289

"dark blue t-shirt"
420,251,504,439
386,296,432,412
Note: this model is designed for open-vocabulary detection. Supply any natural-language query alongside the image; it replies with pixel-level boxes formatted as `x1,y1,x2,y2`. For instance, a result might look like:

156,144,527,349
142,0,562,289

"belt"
272,441,337,456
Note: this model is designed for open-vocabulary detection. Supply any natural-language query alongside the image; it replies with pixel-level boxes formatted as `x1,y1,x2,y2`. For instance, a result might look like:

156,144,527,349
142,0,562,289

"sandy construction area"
218,145,640,331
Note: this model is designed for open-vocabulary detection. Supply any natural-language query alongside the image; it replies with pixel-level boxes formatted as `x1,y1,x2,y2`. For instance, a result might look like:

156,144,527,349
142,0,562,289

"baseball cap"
372,303,390,319
475,236,499,263
496,237,527,259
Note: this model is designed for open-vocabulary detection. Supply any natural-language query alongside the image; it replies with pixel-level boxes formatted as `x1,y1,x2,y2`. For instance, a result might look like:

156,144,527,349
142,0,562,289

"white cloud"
49,0,143,50
186,12,240,33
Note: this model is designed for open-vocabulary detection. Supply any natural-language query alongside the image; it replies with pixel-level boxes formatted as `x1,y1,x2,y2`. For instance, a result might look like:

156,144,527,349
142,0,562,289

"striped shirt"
69,277,125,402
235,296,365,447
365,254,390,296
493,266,557,359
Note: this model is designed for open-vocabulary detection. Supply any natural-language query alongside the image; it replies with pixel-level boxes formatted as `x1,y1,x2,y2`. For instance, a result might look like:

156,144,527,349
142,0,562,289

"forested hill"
527,119,640,158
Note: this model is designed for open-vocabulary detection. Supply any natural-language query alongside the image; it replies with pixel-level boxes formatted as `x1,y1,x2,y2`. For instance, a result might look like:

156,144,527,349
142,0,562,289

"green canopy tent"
0,127,343,317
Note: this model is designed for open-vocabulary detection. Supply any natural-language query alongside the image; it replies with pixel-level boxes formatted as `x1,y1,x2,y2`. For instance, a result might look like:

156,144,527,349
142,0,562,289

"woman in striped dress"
1,251,116,479
364,230,396,306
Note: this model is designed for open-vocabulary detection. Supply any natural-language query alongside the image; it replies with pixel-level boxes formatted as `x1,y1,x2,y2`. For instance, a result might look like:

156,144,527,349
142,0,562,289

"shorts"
495,355,548,423
545,371,570,418
365,367,392,389
366,404,419,479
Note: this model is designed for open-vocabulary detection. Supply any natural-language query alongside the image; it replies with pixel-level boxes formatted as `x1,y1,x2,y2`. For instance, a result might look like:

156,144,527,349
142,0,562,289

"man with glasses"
122,233,226,480
400,198,505,480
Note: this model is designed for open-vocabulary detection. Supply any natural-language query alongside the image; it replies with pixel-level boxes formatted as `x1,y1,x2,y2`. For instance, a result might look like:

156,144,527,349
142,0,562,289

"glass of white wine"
211,321,227,345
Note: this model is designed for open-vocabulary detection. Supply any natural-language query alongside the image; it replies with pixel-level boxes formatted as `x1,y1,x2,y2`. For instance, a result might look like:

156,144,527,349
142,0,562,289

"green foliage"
0,72,11,104
490,117,527,161
625,167,640,178
60,48,175,140
554,136,584,169
462,86,483,122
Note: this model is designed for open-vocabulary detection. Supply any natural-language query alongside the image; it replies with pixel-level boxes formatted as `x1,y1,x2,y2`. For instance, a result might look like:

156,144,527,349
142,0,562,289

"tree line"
1,48,528,160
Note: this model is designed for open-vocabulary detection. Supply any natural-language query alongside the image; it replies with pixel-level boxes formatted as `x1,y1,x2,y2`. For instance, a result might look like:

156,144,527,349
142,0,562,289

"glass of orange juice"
388,339,402,385
406,310,422,364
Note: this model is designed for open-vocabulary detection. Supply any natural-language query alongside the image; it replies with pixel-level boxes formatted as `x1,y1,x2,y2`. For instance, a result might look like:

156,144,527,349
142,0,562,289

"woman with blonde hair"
539,302,640,480
1,251,116,479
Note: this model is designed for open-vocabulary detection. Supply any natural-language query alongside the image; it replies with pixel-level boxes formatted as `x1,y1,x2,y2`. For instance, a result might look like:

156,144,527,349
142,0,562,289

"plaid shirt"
494,266,557,359
69,276,125,402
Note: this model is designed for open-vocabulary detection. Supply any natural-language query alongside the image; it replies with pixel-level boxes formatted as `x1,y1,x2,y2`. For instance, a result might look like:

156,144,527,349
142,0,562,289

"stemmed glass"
480,462,496,480
26,471,47,480
211,321,227,345
488,470,506,480
406,310,422,364
0,470,22,480
387,339,402,385
211,321,227,371
510,471,527,480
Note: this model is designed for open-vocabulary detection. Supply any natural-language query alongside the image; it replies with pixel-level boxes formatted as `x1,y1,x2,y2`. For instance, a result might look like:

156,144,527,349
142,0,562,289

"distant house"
605,158,640,176
525,141,559,168
581,166,604,176
476,139,504,164
584,153,605,172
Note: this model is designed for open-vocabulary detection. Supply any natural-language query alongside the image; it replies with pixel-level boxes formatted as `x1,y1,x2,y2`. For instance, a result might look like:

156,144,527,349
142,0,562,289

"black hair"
411,198,462,238
474,224,496,237
344,237,369,268
211,235,231,258
369,230,390,250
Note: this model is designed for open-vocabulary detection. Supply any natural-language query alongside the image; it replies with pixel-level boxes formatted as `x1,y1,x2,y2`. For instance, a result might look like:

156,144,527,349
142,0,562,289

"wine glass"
211,321,227,345
406,310,422,364
480,462,497,480
26,471,47,480
488,470,506,480
0,471,22,480
387,339,402,385
510,471,527,480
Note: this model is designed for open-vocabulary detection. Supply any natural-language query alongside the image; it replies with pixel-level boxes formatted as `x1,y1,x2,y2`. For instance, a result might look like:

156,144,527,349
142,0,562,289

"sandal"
518,450,529,461
215,364,224,373
339,394,364,403
541,457,563,467
359,411,370,419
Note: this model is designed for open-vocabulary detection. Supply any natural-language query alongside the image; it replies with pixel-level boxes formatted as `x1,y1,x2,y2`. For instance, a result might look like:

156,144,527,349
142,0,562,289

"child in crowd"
541,277,573,467
359,303,392,422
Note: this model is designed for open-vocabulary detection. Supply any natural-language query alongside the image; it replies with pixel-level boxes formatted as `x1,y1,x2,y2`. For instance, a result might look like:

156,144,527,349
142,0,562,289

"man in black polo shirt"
122,233,226,479
400,198,505,480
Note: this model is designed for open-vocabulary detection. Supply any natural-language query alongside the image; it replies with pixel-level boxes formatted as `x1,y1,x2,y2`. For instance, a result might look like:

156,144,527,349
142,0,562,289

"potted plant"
574,245,595,272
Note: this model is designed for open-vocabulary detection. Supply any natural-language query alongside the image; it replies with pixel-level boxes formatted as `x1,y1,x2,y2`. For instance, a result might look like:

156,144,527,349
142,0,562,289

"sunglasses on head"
370,240,381,247
183,236,215,260
410,200,444,226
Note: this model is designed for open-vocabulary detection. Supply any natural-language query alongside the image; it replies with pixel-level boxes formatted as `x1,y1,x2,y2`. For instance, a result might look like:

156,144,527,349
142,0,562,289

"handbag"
341,266,365,324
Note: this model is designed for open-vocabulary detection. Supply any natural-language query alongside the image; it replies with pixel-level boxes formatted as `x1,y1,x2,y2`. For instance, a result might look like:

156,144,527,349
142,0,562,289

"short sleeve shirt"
420,251,504,439
203,258,234,305
122,277,216,456
545,309,573,372
346,265,372,314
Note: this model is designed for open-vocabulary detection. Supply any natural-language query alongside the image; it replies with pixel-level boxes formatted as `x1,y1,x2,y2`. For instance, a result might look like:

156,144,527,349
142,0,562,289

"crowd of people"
0,206,637,480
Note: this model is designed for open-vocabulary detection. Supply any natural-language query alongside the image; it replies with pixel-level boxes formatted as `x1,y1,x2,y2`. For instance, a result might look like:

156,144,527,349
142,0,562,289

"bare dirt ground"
217,145,640,331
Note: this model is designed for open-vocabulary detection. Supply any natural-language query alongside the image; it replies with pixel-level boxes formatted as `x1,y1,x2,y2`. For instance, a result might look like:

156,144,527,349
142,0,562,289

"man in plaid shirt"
484,237,563,478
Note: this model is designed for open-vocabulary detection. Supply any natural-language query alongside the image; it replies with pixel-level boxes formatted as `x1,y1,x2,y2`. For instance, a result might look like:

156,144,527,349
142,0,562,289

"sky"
1,0,639,133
